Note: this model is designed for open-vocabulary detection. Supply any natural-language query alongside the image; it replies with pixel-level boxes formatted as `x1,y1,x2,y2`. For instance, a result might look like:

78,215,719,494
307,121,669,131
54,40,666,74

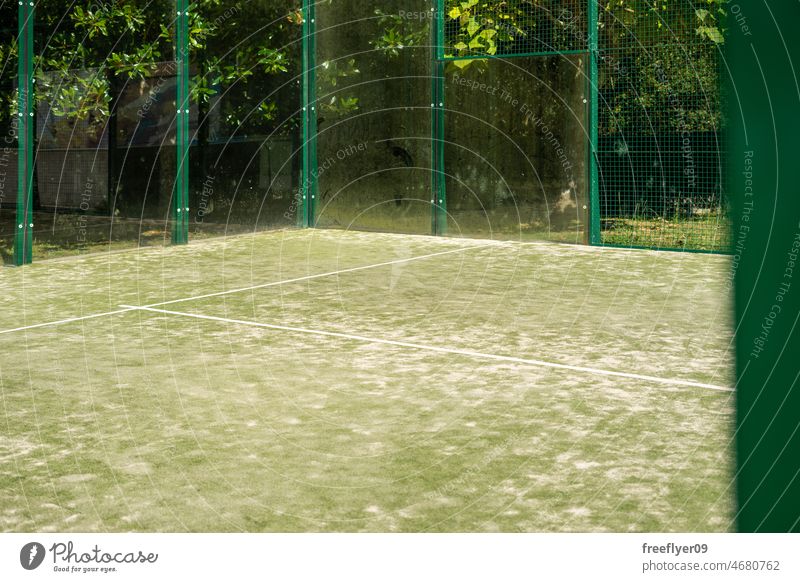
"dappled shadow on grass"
0,229,735,531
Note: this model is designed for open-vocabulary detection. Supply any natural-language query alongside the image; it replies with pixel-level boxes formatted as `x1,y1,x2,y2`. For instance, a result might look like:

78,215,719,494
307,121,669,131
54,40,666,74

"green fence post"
587,0,600,246
173,0,189,245
14,0,34,266
729,1,800,532
301,0,318,228
431,1,446,236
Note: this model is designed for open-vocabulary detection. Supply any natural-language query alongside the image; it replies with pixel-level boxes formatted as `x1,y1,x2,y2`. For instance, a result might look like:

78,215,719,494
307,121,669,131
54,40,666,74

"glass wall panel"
112,60,178,246
444,55,588,242
314,0,433,235
0,3,17,263
31,1,175,257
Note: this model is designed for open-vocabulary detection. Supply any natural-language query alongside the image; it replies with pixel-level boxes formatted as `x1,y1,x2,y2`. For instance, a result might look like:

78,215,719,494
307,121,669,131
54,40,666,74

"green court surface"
0,230,735,532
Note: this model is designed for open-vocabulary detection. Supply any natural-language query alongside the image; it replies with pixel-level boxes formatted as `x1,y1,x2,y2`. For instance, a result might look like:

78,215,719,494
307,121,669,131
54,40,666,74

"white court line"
0,308,137,336
141,242,494,308
0,244,491,336
121,305,734,393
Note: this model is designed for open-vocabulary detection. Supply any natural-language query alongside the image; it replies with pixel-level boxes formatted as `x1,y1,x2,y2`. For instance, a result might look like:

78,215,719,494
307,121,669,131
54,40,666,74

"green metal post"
301,0,318,228
431,1,446,236
729,0,800,532
587,0,600,245
173,0,189,244
14,1,34,266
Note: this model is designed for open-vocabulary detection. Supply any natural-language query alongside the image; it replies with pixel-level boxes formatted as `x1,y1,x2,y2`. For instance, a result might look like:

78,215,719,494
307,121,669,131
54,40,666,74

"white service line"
0,243,492,336
141,242,494,308
121,305,734,393
0,308,137,336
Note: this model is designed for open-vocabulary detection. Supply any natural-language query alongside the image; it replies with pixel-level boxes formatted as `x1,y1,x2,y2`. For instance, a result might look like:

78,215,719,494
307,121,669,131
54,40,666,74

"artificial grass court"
0,229,734,532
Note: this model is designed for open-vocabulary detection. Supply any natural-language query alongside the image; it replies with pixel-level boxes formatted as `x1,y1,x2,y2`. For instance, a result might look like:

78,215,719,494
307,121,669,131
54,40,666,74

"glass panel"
314,0,433,235
0,4,17,263
32,1,176,258
112,60,178,247
444,55,588,242
190,2,302,239
35,67,113,254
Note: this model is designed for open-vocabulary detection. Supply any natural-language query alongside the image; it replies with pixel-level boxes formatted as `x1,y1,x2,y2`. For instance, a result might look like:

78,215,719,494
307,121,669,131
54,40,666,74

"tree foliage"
0,1,302,136
0,1,727,136
439,0,726,132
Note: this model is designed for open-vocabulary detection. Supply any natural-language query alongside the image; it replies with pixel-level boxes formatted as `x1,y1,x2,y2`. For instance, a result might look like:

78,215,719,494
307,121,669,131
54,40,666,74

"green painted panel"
729,0,800,532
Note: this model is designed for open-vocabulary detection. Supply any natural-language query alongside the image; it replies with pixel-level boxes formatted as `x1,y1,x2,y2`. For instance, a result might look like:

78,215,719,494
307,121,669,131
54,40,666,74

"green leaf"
697,26,724,44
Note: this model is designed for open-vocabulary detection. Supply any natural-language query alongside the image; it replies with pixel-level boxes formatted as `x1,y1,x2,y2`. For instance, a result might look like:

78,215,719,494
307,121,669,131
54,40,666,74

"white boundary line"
0,309,137,336
121,305,734,393
0,244,492,336
140,243,495,308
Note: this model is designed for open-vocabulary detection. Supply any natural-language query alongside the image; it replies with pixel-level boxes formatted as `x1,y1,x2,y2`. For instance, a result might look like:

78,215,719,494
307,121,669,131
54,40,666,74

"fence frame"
12,2,728,261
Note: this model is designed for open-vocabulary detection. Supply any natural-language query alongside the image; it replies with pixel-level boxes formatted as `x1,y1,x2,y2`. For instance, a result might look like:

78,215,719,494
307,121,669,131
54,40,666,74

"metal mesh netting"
596,1,728,252
441,0,588,58
440,0,728,252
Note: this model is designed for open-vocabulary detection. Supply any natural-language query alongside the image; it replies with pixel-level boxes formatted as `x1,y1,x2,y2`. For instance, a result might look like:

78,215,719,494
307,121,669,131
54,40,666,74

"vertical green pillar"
14,1,34,266
107,74,119,218
173,0,189,245
301,0,318,228
587,0,600,245
431,1,447,236
728,1,800,532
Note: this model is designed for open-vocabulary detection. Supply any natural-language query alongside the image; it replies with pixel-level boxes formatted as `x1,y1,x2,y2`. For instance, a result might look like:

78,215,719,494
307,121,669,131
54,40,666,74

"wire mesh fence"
596,1,729,252
441,0,729,252
440,0,589,58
